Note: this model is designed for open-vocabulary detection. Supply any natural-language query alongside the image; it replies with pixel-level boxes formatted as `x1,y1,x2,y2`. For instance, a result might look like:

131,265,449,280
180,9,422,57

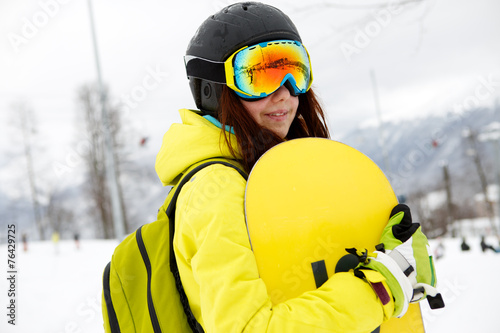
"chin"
276,130,288,139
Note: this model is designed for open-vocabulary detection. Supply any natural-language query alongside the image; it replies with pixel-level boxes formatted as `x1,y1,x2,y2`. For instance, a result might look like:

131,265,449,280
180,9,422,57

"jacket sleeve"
174,165,391,333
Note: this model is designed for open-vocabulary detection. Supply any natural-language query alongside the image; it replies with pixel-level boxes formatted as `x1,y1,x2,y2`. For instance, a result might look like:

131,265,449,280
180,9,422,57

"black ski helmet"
185,2,302,117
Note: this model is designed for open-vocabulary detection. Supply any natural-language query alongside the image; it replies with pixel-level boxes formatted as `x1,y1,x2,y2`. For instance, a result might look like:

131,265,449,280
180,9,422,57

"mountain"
340,106,500,203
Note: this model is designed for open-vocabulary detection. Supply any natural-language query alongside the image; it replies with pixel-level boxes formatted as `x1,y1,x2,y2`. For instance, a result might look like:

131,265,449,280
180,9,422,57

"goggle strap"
184,56,226,84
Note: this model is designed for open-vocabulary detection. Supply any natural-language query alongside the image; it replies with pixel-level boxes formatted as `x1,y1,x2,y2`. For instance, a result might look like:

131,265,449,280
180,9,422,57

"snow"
1,236,499,332
0,239,118,333
474,184,499,203
422,190,447,212
423,237,500,332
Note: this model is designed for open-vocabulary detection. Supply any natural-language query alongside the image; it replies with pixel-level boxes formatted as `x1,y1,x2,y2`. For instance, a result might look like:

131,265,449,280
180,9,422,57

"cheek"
242,100,268,120
291,97,299,114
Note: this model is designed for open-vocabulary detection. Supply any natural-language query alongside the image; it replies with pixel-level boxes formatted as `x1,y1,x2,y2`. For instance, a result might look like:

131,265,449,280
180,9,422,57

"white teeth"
270,112,286,116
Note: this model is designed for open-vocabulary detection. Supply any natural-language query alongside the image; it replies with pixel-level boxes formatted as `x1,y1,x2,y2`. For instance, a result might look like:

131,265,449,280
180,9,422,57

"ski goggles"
185,39,313,100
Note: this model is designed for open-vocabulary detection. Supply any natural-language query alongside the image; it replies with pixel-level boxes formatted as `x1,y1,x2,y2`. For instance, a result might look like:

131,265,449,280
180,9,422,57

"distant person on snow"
52,231,60,255
480,236,499,253
74,232,80,250
22,233,28,252
461,237,471,251
434,238,445,260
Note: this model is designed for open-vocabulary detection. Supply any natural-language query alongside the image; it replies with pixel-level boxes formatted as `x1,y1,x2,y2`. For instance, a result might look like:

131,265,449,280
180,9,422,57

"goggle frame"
185,39,313,100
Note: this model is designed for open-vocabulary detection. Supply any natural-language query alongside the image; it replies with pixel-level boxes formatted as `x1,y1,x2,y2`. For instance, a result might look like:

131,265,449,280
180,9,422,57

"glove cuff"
356,269,395,321
363,251,413,318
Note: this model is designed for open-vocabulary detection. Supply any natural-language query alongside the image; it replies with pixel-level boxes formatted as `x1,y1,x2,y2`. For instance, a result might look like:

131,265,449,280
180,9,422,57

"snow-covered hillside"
0,236,499,332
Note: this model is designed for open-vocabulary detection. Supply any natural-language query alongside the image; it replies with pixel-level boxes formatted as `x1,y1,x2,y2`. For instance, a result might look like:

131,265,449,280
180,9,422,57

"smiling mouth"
267,111,288,117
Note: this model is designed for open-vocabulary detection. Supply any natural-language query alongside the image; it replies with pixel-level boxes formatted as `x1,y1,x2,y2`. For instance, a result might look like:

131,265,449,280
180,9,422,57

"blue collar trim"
203,115,235,135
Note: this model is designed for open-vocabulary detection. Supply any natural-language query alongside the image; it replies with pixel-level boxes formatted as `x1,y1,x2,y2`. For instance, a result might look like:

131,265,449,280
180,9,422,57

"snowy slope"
422,237,500,332
0,240,118,333
1,236,499,332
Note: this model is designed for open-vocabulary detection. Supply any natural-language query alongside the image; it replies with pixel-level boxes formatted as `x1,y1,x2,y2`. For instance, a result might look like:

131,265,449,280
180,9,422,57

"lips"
266,110,289,120
268,111,287,116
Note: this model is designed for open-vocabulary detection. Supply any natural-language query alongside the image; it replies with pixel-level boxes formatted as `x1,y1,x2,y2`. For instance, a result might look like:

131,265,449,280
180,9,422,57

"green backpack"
102,158,246,333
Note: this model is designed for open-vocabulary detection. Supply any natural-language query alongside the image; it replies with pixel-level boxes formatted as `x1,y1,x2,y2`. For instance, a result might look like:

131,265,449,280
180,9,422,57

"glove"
336,204,444,318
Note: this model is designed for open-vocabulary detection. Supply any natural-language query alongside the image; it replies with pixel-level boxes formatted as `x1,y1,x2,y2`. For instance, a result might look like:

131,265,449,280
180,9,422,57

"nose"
271,84,292,102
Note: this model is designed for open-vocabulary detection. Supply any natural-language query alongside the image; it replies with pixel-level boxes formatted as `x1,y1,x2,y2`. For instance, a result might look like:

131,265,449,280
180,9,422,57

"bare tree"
76,83,128,239
45,189,74,236
407,190,447,238
442,163,456,236
11,101,46,240
463,128,498,237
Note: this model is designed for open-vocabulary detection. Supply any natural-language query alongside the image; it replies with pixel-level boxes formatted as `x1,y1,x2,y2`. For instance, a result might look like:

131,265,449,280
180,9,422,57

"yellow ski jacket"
155,109,393,332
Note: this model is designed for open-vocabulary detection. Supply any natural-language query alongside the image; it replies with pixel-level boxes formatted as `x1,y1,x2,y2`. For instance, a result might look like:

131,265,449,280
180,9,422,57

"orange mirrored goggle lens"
231,40,312,99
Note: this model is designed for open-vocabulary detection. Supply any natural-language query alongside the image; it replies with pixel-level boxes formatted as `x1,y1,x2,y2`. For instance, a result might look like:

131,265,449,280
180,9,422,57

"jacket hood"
155,109,239,186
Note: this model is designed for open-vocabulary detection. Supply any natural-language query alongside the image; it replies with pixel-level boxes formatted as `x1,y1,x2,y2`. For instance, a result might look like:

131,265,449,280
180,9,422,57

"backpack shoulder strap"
166,158,247,218
166,158,246,333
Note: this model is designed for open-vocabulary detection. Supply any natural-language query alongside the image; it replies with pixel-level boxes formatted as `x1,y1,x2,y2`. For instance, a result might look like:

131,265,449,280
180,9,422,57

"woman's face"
240,85,299,139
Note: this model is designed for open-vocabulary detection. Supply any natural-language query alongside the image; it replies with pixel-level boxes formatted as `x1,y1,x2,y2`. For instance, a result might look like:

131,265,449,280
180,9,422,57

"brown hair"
218,86,330,173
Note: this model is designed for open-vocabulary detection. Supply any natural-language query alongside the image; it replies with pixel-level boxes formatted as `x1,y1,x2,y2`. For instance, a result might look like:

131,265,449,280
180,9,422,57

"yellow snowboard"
244,138,425,333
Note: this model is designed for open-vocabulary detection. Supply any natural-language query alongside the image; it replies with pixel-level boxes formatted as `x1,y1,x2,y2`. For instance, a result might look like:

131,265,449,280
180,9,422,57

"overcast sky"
1,0,499,167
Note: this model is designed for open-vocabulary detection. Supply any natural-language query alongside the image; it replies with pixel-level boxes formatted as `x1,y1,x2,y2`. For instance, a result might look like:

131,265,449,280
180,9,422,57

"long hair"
219,85,330,173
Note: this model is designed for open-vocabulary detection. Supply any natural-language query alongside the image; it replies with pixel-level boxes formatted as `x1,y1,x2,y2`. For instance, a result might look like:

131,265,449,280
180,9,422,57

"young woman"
155,2,439,332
